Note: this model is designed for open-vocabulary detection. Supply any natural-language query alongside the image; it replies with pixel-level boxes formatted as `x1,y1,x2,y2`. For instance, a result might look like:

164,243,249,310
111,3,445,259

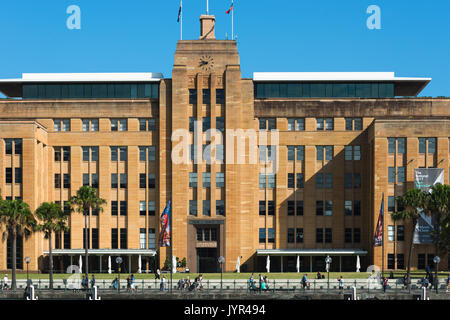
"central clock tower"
163,15,258,273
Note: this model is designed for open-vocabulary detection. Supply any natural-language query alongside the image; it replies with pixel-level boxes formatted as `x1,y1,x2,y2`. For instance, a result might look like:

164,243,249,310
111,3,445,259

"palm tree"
0,200,36,290
422,183,450,290
35,202,69,289
68,186,106,288
392,188,425,289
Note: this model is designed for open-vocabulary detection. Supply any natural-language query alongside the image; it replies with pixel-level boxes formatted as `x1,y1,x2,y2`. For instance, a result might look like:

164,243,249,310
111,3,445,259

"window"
316,201,323,216
216,117,225,132
54,174,61,188
54,119,70,132
91,229,99,249
189,173,197,187
202,117,211,132
139,118,156,131
288,119,295,131
419,137,436,154
345,146,352,160
325,146,333,160
296,201,304,216
345,118,362,130
287,228,295,243
216,89,225,104
202,89,211,104
190,145,198,162
325,228,332,243
259,201,266,216
345,173,352,189
388,196,395,212
288,118,304,131
216,172,225,188
203,172,211,188
388,167,396,183
287,146,295,161
296,173,304,188
139,174,146,188
63,174,70,188
63,230,71,249
120,201,127,216
287,201,295,216
111,147,118,161
388,254,395,269
268,228,275,243
268,201,275,216
397,254,405,269
140,229,146,249
189,89,197,104
14,139,22,155
296,146,304,160
316,173,323,189
259,228,266,243
203,200,211,216
354,200,361,216
259,118,276,130
140,201,146,216
82,119,99,131
325,200,333,216
345,228,352,243
346,146,361,160
354,173,361,188
316,118,324,131
325,173,333,189
5,168,12,184
345,201,352,216
316,229,323,243
267,174,276,189
111,229,118,249
397,225,405,241
120,229,127,249
111,201,118,216
296,228,304,243
397,167,405,183
148,201,155,216
317,118,333,131
119,147,127,161
354,228,361,243
216,200,225,216
5,139,12,154
288,173,295,188
386,225,395,243
189,200,197,216
148,174,156,188
83,173,90,186
259,174,266,188
111,174,118,188
316,146,323,160
120,173,127,189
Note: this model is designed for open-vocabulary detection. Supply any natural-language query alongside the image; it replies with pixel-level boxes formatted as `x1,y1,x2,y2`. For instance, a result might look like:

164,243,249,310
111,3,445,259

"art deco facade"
0,15,448,274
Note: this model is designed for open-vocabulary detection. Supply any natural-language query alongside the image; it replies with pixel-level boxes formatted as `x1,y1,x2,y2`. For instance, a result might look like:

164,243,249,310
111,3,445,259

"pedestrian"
198,274,203,290
446,274,450,293
429,273,434,290
258,274,263,291
422,276,429,288
264,276,269,290
317,271,322,279
403,274,409,289
425,265,431,278
112,277,118,290
160,275,166,291
178,278,184,290
155,268,161,280
130,274,136,293
249,273,256,291
2,274,8,290
90,275,96,288
261,279,267,291
389,271,394,279
301,274,308,290
185,276,191,290
382,277,388,293
338,276,344,292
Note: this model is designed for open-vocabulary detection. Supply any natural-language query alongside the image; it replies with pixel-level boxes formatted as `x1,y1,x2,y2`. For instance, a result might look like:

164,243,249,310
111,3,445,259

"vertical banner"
159,200,171,247
413,168,444,244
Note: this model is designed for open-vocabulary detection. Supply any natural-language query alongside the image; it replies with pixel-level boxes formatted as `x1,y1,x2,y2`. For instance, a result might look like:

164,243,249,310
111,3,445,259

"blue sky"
0,0,448,97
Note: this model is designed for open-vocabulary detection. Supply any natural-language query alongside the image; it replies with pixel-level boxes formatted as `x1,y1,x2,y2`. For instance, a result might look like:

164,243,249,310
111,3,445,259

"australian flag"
159,200,171,247
177,2,182,22
373,194,384,246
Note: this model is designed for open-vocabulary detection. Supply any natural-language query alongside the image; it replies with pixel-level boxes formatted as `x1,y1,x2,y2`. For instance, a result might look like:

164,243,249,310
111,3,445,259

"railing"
1,278,448,296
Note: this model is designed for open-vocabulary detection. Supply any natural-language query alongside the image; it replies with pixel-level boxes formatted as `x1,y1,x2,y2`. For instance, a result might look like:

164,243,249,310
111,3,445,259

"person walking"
160,275,166,291
382,277,388,293
301,274,308,290
2,274,8,290
428,273,434,290
249,273,256,291
338,276,344,292
155,268,161,280
258,274,263,292
112,277,118,290
130,274,136,293
446,274,450,293
90,275,96,288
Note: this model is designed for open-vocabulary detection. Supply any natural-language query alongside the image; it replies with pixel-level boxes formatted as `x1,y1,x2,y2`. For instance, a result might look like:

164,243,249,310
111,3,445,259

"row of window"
189,117,225,132
55,146,156,162
189,89,225,105
260,200,362,216
189,172,225,188
259,172,361,189
189,200,225,216
4,139,22,155
23,83,159,100
196,228,218,242
259,118,363,131
260,227,356,245
255,82,395,99
53,118,156,132
5,168,22,184
387,225,405,241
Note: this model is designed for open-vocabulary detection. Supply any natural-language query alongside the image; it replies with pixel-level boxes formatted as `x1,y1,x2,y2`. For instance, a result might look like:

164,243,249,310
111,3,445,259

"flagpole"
232,1,234,40
180,0,183,41
382,193,385,278
170,200,173,293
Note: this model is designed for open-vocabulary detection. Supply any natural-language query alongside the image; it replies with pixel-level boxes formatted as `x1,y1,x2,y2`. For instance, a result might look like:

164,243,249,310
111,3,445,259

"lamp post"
24,257,31,288
218,256,225,292
433,256,440,294
116,257,123,293
325,256,332,293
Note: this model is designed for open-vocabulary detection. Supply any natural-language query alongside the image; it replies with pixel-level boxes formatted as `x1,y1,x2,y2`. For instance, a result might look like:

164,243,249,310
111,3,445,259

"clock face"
199,55,215,71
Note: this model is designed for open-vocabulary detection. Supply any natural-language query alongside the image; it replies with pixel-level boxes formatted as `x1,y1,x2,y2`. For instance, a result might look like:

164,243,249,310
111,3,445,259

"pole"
207,0,209,15
231,1,234,40
381,194,385,278
180,0,183,40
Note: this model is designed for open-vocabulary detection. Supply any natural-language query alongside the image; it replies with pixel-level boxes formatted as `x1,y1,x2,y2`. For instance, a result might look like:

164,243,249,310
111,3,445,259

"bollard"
89,286,101,300
420,287,429,300
26,285,38,300
351,286,357,300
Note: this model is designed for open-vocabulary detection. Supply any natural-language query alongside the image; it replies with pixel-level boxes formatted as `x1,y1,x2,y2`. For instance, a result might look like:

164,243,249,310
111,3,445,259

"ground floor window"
7,236,23,269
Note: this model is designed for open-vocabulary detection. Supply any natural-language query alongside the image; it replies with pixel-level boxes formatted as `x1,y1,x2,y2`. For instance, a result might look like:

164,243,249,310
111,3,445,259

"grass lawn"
4,270,449,280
